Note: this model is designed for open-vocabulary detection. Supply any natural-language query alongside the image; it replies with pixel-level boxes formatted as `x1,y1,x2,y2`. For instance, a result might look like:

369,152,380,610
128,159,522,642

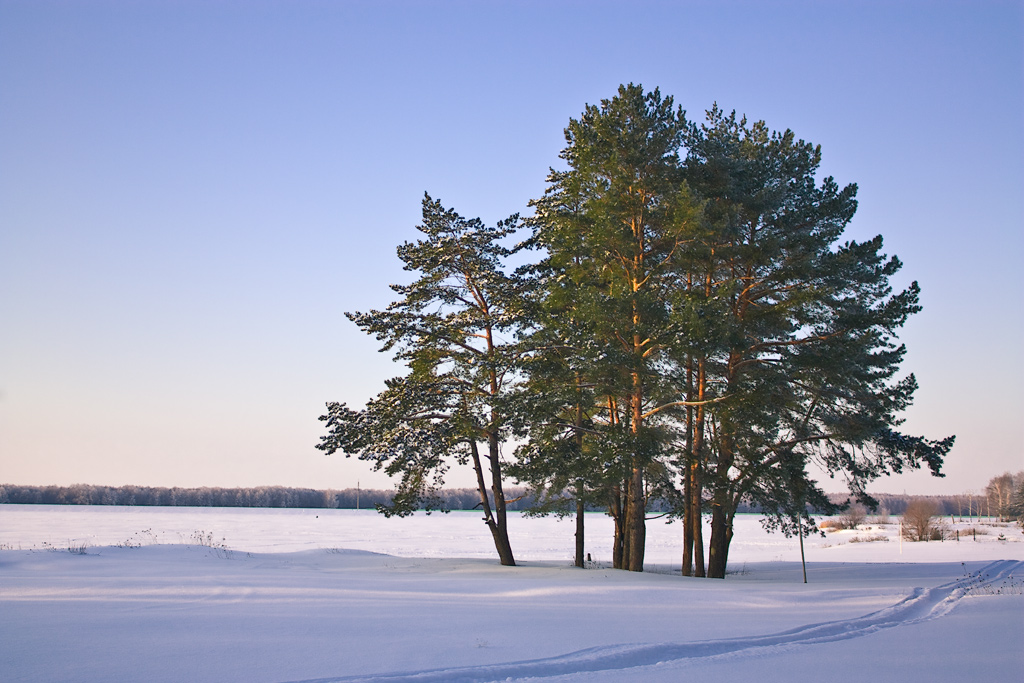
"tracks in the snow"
288,559,1022,683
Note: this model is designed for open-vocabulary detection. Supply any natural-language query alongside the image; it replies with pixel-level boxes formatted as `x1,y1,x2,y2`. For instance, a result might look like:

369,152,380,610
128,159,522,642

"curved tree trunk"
470,440,515,566
488,432,516,566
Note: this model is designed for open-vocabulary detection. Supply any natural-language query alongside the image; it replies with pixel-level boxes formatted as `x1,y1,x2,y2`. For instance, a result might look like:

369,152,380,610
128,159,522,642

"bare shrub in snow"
870,507,891,524
820,507,866,532
188,530,226,548
837,504,867,529
115,528,158,549
185,530,231,558
959,563,1024,595
902,500,946,541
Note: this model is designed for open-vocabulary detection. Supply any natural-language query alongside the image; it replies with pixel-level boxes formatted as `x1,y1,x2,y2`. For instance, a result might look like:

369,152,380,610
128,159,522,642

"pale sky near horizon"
1,0,1021,497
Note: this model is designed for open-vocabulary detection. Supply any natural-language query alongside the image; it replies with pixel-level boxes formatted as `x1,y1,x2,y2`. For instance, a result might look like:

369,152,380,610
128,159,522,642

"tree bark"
683,359,708,576
682,360,694,576
575,496,585,568
469,441,499,537
470,439,515,566
488,430,516,566
706,419,735,579
625,464,646,571
574,394,586,568
692,361,707,578
691,460,705,577
707,502,734,579
625,369,646,572
682,456,694,576
610,486,625,569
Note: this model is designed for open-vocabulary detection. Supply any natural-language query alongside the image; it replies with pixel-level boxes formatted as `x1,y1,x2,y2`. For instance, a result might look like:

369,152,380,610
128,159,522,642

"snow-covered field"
1,505,1022,682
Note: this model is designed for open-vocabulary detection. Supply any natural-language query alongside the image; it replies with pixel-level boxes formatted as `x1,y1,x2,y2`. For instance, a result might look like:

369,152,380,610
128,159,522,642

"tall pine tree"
527,84,703,571
318,195,526,565
681,107,954,577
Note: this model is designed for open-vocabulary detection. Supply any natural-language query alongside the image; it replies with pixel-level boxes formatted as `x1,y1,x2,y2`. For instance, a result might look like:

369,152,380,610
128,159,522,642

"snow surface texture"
1,507,1022,683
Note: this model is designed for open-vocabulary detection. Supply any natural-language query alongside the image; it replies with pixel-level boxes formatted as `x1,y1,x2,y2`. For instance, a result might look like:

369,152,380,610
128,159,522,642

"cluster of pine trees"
318,85,954,577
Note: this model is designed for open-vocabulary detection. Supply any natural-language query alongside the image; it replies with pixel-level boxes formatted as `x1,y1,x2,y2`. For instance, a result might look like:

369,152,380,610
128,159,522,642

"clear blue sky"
1,0,1021,495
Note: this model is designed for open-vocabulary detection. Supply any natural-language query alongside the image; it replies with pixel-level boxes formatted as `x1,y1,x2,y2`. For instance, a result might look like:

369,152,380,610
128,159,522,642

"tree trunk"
625,464,646,571
682,461,706,577
690,358,707,577
469,441,500,546
692,461,705,577
707,433,734,578
684,358,708,577
625,380,646,572
488,431,516,566
682,360,694,576
707,354,739,579
610,486,625,569
575,496,585,568
574,395,586,569
682,454,694,576
470,439,515,566
707,503,734,579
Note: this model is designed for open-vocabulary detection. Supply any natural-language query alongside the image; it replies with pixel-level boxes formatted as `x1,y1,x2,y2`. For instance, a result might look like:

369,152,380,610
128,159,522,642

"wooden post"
799,516,807,584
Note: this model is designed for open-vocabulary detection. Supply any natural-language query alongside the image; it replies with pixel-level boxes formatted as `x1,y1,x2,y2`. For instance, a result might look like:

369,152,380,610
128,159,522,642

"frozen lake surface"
1,505,1022,682
4,504,1020,565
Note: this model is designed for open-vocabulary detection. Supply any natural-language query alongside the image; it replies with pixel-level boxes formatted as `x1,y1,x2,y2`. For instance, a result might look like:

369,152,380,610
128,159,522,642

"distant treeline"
825,492,986,518
0,483,537,511
0,483,984,518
